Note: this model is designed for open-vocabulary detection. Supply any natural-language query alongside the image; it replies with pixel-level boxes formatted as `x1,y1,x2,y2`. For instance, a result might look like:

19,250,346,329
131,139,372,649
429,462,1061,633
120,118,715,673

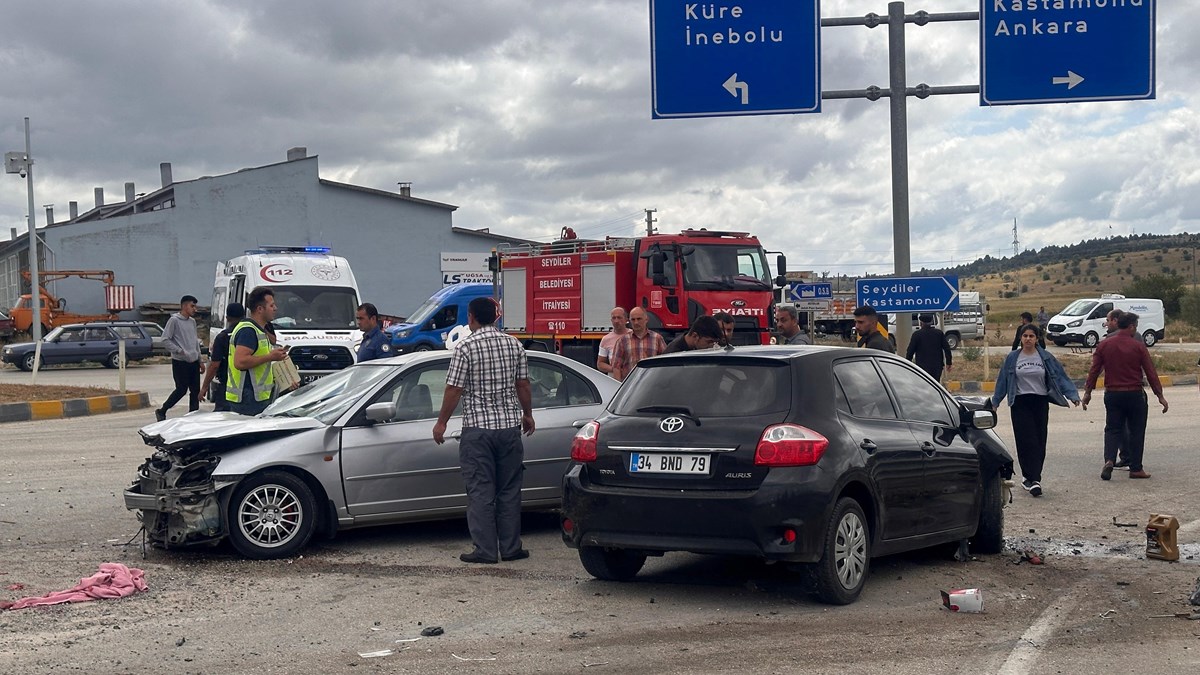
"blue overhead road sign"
856,276,960,313
650,0,821,119
980,0,1156,106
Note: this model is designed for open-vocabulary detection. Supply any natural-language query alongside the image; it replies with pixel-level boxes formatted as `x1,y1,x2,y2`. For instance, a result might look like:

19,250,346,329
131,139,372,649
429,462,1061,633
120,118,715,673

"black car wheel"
414,344,433,352
1142,330,1157,347
578,546,646,581
228,471,317,559
19,352,38,372
103,351,122,369
809,497,870,605
972,472,1005,555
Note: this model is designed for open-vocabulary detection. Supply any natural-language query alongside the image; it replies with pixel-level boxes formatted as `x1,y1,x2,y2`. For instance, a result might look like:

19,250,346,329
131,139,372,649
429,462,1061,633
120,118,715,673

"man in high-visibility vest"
226,287,288,416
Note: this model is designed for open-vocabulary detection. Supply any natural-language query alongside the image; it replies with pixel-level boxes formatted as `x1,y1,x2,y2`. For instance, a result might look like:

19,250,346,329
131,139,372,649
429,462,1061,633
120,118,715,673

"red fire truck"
494,229,785,364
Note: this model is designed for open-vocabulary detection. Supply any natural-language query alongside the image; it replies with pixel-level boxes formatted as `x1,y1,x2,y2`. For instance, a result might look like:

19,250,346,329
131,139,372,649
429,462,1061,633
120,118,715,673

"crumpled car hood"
139,412,325,451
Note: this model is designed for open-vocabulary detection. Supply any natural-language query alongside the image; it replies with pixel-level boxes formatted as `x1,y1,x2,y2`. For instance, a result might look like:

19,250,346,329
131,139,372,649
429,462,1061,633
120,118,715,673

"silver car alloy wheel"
834,511,867,590
237,483,304,548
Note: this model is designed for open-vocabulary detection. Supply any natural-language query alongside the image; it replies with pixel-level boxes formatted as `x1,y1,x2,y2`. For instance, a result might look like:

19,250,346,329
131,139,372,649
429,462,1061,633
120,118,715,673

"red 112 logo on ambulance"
260,264,294,283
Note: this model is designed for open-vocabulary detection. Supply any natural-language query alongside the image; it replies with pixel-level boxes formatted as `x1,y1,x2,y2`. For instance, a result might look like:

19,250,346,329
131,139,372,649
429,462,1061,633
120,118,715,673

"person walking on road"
853,306,895,353
596,307,628,378
1037,306,1050,332
1082,312,1168,481
156,295,203,421
1101,309,1133,469
200,302,245,412
775,304,811,345
663,315,724,353
433,297,535,565
610,307,667,381
1012,312,1047,350
355,302,391,362
226,288,289,416
991,324,1081,497
906,313,953,382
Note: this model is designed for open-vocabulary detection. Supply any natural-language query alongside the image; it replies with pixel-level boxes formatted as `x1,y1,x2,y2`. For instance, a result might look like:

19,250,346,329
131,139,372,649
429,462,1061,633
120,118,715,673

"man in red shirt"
1082,312,1169,480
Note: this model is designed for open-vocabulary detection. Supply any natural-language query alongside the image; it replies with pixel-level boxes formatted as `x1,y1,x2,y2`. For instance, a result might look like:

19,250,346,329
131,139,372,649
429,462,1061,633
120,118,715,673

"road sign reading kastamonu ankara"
650,0,821,119
980,0,1156,106
856,276,960,313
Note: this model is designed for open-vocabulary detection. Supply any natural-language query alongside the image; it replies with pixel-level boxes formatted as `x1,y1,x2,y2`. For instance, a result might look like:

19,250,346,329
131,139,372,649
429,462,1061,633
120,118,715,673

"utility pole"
644,208,657,236
1011,217,1019,257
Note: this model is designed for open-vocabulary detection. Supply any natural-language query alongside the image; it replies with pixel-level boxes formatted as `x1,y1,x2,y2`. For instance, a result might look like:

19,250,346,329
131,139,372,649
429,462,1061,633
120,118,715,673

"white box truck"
213,246,362,381
1046,294,1165,348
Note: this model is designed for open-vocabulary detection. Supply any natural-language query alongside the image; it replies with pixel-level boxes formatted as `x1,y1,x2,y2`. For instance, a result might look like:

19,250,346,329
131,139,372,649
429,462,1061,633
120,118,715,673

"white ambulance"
213,246,362,381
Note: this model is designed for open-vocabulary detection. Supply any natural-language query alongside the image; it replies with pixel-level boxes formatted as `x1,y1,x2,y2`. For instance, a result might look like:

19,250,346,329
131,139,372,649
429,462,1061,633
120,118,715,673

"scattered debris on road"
420,626,444,637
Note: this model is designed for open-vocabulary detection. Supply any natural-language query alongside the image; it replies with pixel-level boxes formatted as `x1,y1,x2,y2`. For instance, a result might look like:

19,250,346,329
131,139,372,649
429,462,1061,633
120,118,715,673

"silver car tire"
228,471,317,560
19,352,38,372
809,497,870,605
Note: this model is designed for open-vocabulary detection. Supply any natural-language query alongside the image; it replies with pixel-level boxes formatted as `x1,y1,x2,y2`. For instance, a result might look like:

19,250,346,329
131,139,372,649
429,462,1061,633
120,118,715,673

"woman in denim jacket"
991,324,1080,497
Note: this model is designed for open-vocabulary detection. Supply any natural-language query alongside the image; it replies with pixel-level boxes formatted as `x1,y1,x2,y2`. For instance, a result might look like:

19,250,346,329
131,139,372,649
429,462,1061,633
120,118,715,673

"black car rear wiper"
636,405,701,426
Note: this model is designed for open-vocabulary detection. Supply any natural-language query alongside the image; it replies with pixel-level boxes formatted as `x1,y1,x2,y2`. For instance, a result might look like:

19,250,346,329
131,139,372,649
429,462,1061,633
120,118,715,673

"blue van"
386,283,495,352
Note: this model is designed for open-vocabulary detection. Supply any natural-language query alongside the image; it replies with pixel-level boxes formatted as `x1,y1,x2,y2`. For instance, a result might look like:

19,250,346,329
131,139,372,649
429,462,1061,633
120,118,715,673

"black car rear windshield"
611,359,790,417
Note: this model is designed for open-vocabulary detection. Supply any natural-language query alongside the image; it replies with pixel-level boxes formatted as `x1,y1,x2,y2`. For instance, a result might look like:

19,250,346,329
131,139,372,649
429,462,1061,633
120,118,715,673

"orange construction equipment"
10,269,135,334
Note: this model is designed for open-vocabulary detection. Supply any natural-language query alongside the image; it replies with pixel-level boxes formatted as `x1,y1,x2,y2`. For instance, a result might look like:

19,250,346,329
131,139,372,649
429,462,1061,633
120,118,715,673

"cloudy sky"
2,0,1195,277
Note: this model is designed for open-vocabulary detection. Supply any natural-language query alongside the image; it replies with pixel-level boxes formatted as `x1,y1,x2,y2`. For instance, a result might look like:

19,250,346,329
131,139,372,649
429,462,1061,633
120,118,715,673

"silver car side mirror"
364,402,396,424
971,409,997,430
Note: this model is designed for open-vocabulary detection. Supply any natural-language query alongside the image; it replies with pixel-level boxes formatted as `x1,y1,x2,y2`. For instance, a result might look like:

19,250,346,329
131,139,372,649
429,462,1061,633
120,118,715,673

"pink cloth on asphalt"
1,563,147,610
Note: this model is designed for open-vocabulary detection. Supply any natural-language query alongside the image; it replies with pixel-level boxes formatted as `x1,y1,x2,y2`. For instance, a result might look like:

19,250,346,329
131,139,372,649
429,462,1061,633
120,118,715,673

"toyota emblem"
659,416,685,433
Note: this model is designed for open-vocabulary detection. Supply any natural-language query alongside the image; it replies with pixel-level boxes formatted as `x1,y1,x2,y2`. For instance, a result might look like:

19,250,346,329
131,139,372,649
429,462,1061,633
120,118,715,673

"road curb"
945,374,1198,393
0,392,150,424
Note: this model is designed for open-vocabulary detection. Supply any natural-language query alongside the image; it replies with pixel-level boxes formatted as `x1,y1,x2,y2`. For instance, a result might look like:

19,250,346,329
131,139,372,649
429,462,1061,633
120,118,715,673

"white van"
1046,294,1165,348
213,246,362,381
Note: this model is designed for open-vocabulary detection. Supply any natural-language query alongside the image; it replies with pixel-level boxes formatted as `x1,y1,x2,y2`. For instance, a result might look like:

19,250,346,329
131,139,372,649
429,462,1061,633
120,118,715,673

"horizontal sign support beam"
823,84,979,101
821,10,979,29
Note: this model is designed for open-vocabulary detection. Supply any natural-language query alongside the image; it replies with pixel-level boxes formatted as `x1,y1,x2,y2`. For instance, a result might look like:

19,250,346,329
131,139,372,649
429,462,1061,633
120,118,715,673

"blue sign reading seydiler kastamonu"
856,276,960,313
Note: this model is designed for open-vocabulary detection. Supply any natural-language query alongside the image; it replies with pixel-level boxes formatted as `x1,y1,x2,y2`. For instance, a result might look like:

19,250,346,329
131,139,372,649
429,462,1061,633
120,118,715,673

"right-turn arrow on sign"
980,0,1156,106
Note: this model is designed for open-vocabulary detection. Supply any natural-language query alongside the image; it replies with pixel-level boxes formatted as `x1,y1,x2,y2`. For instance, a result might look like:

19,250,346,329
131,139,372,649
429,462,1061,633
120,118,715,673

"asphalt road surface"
2,365,1199,673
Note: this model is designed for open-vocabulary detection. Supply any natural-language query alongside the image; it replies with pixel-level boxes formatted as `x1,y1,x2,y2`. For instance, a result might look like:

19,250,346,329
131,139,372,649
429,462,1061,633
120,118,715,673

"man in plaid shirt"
610,307,667,381
433,297,536,564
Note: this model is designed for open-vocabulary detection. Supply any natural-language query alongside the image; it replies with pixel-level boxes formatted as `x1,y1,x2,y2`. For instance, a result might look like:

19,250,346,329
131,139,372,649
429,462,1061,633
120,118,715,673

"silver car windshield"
262,365,395,424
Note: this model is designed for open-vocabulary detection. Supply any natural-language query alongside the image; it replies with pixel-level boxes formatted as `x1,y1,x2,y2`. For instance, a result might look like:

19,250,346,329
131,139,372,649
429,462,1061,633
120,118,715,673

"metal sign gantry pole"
822,3,979,355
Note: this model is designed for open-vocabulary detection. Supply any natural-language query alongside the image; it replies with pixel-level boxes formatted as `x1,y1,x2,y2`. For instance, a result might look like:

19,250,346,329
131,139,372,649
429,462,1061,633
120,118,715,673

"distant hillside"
918,232,1200,324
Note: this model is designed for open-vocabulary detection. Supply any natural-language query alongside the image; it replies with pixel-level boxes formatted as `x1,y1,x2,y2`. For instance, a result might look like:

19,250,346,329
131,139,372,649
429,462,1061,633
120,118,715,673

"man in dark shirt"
355,302,391,361
200,303,246,412
905,313,953,381
853,306,895,353
1082,312,1168,480
664,315,724,354
1012,312,1046,350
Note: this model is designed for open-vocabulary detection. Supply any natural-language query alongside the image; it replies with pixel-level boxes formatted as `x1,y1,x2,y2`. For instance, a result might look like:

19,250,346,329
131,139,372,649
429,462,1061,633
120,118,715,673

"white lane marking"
997,593,1079,675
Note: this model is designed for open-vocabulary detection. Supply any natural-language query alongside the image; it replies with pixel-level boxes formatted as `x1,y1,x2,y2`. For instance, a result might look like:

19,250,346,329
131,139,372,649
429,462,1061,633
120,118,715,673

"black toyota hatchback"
560,346,1013,605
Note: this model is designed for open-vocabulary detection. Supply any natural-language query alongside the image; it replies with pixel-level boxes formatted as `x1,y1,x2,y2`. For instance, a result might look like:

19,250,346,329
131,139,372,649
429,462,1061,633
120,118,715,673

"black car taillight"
754,424,828,467
570,420,599,462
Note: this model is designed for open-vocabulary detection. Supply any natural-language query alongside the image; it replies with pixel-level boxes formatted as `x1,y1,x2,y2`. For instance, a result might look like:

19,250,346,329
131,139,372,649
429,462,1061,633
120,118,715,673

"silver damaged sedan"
124,351,619,559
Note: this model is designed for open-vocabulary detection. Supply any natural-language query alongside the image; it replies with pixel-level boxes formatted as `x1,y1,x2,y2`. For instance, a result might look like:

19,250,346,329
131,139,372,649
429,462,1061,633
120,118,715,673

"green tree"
1179,290,1200,327
1122,274,1187,315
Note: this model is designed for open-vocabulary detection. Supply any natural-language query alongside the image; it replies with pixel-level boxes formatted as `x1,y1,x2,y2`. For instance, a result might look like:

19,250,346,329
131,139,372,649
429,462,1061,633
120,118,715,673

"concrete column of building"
95,187,104,208
125,182,135,203
160,162,173,187
44,205,53,225
69,201,78,219
287,147,307,161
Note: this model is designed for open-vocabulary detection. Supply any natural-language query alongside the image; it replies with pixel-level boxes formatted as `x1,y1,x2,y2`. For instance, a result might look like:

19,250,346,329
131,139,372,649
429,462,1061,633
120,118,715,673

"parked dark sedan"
1,321,153,371
560,345,1013,605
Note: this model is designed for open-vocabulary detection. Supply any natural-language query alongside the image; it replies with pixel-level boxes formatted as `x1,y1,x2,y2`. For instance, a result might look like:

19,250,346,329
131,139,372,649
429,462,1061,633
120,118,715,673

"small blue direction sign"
788,283,832,302
650,0,821,119
856,276,960,313
980,0,1156,106
789,282,833,310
